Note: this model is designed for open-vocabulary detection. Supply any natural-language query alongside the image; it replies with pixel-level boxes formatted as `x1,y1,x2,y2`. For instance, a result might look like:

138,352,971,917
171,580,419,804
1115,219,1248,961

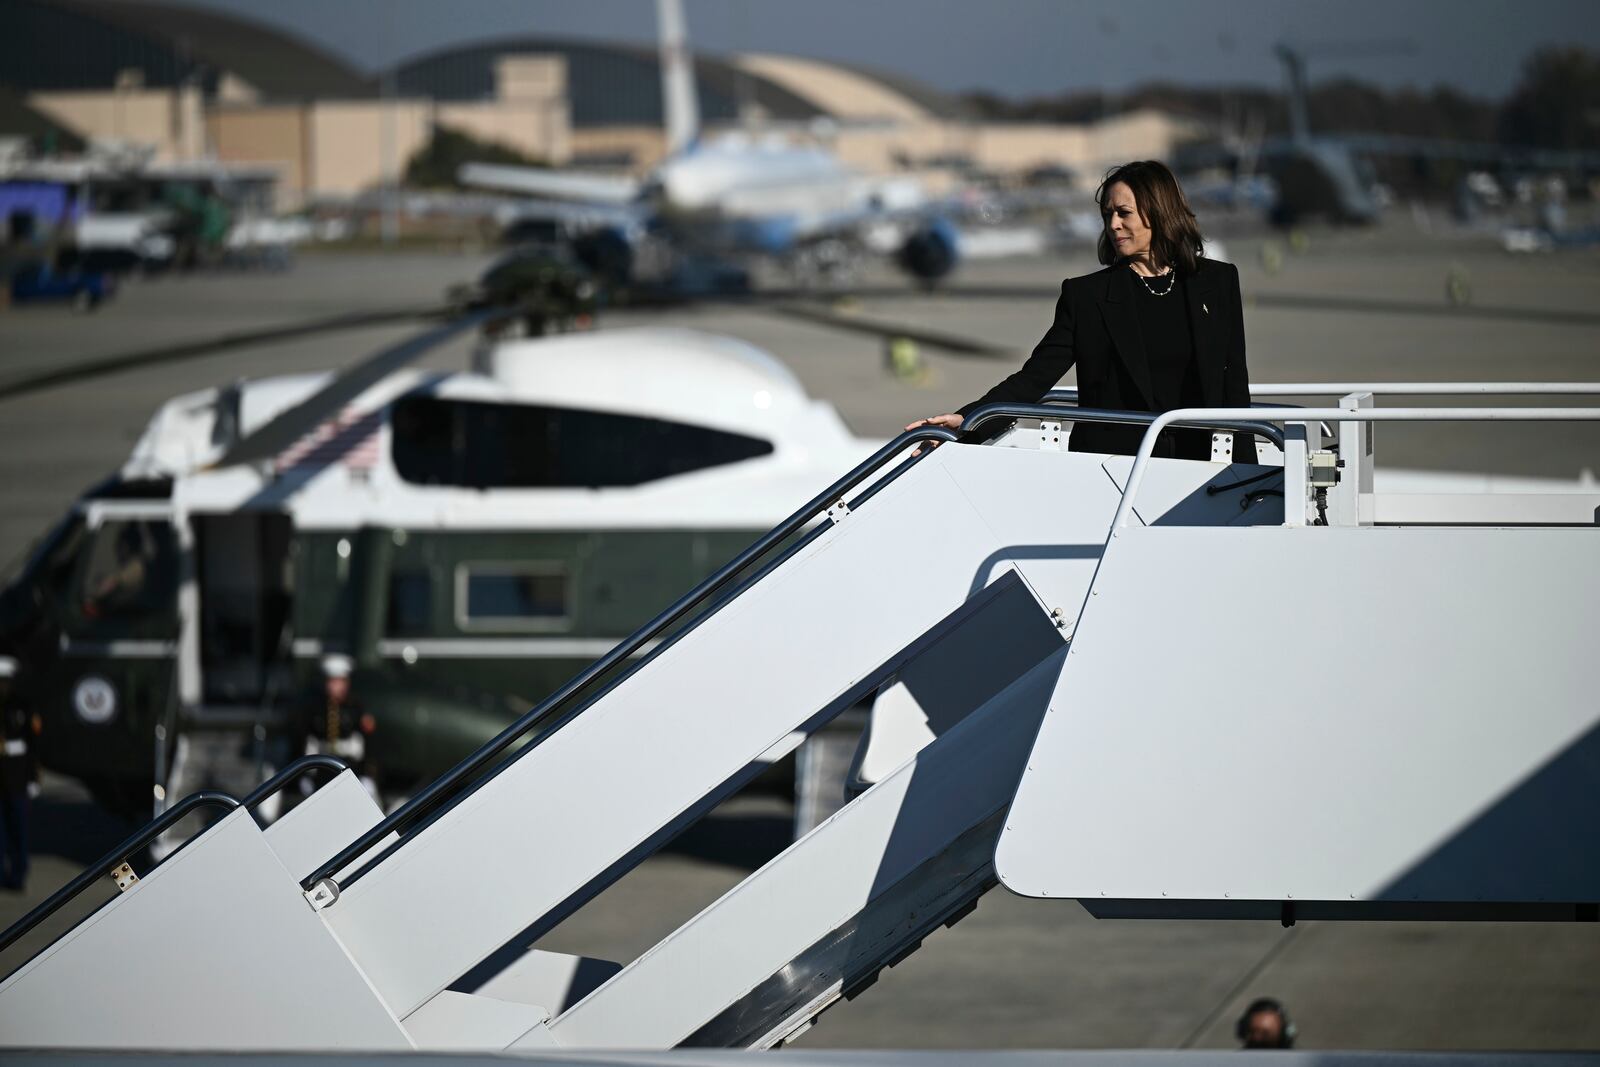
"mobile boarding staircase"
2,386,1597,1051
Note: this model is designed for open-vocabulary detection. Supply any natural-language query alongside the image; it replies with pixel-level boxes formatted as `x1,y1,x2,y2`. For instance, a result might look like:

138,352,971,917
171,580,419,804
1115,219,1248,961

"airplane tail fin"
658,0,701,156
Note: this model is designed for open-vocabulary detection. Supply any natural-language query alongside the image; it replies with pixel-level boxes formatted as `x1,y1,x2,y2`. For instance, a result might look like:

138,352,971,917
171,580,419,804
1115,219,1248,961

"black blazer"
958,257,1255,462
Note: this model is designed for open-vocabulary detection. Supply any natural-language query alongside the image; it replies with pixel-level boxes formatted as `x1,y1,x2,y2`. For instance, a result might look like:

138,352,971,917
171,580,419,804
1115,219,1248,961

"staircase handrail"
962,402,1285,450
0,755,349,962
0,791,239,957
1045,383,1600,404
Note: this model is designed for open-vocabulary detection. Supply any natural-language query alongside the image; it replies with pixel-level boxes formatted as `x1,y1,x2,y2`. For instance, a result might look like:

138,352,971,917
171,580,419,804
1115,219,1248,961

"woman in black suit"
909,160,1254,462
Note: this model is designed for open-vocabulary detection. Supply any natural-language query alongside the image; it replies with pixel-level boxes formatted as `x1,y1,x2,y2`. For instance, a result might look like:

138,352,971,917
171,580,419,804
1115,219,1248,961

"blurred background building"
0,0,1204,208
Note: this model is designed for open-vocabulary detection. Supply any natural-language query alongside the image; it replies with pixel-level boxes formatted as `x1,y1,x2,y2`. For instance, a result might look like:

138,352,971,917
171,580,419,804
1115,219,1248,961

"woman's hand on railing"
905,413,963,455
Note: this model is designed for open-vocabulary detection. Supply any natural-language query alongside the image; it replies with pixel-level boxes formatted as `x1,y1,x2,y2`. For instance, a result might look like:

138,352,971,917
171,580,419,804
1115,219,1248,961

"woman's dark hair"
1096,160,1206,275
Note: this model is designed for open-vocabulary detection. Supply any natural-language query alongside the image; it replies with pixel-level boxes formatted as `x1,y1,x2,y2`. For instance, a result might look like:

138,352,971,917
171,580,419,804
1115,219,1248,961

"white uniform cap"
321,654,353,679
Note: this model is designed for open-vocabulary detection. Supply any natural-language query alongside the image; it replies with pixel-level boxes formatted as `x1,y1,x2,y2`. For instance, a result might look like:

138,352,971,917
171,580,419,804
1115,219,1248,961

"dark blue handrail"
962,402,1286,449
0,755,349,962
0,790,239,957
240,754,349,814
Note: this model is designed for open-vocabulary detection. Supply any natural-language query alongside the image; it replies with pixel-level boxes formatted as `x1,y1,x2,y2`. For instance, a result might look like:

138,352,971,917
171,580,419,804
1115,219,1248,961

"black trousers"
0,779,30,889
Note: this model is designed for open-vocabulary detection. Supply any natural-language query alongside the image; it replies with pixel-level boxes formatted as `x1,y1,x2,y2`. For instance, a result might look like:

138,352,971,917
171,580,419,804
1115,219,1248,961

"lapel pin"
1202,303,1209,314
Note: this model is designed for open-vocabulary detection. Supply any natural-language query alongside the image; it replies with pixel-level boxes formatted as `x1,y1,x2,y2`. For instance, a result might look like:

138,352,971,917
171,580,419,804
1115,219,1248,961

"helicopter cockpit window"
456,563,568,631
80,520,173,619
392,396,773,489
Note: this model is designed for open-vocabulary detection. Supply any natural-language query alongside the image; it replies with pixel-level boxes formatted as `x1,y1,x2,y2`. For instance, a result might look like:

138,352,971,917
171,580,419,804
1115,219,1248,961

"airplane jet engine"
896,219,960,285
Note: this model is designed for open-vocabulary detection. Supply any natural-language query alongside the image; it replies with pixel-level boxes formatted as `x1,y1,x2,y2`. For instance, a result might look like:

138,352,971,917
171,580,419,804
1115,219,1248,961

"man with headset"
1238,997,1297,1050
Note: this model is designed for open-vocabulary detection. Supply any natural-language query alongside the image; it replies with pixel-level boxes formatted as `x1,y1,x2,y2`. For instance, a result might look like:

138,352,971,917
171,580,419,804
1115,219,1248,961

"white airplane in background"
459,0,962,287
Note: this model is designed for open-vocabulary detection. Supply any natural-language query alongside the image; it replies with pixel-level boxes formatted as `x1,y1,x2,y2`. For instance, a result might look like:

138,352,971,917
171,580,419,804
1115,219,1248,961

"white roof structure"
471,328,816,440
140,328,877,532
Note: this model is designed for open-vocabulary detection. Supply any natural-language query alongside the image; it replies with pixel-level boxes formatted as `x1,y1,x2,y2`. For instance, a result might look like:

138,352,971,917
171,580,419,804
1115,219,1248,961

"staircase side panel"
263,769,386,882
999,526,1600,905
0,810,409,1050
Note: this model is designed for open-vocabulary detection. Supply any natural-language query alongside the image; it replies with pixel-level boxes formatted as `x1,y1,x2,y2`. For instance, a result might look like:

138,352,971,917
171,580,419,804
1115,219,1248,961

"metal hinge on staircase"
109,863,138,892
826,498,851,524
305,878,340,912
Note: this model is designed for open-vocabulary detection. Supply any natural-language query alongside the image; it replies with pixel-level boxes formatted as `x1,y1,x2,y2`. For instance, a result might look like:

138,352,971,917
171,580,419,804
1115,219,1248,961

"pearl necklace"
1132,265,1177,296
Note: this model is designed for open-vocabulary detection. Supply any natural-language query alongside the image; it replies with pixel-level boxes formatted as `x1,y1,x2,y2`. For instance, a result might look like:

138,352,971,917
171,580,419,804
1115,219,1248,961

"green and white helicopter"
0,319,880,821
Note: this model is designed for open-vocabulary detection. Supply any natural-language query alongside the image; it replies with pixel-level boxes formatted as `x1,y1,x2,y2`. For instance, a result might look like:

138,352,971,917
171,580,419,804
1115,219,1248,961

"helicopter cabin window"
392,396,773,489
456,562,568,631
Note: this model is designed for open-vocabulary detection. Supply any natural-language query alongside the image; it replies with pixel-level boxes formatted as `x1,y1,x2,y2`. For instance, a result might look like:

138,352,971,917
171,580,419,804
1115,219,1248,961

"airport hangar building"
2,0,1202,207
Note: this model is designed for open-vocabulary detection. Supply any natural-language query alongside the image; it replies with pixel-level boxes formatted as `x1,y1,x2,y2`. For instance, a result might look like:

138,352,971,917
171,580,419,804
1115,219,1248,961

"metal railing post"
1337,392,1375,526
1113,407,1600,531
1282,421,1310,527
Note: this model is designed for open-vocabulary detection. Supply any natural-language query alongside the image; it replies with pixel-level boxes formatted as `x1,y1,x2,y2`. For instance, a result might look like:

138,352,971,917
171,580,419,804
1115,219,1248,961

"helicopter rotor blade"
215,308,502,469
752,300,1015,358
